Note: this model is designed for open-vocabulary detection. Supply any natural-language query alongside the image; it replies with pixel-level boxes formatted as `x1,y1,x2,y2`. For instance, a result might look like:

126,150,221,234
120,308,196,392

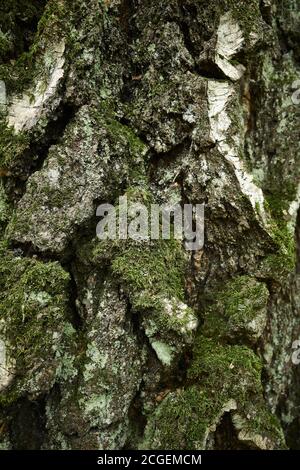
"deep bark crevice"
5,102,78,203
9,396,46,450
213,413,254,450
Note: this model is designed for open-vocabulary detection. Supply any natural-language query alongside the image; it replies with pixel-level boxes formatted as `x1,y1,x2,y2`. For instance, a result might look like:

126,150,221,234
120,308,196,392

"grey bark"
0,0,299,450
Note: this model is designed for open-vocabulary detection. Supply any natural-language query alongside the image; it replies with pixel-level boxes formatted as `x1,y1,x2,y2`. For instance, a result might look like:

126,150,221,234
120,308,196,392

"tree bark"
0,0,299,450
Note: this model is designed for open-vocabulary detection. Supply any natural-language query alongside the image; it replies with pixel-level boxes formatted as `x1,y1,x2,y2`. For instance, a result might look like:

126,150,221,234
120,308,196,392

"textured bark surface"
0,0,299,450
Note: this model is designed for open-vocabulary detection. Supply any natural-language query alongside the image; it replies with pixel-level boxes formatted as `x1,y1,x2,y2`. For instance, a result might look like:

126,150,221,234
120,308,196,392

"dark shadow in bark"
9,396,46,450
4,102,78,204
213,413,255,450
259,0,273,26
0,0,47,63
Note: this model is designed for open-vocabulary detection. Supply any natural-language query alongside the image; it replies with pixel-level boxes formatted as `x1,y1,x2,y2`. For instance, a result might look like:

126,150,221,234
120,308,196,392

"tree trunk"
0,0,299,450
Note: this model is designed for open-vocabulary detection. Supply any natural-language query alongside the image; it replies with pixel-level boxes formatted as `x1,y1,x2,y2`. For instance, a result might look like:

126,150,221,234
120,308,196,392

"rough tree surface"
0,0,300,450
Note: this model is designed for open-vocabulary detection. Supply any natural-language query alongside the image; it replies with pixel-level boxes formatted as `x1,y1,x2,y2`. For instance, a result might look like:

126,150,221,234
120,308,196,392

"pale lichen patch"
150,341,174,366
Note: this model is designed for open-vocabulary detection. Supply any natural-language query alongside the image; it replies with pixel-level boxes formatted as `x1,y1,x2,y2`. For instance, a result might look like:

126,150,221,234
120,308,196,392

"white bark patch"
215,12,245,81
0,339,15,392
208,80,265,216
215,55,245,81
8,41,65,133
287,183,300,231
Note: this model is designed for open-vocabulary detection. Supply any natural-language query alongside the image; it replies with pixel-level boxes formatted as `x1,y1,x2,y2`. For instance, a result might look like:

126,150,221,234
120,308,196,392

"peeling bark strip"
0,0,299,451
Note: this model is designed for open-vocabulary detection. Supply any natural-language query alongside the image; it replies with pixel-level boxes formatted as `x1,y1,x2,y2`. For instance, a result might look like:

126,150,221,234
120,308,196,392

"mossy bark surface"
0,0,300,449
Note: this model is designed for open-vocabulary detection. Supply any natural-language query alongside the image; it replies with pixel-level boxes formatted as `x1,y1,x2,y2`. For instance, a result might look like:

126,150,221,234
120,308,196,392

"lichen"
0,246,77,403
6,106,149,253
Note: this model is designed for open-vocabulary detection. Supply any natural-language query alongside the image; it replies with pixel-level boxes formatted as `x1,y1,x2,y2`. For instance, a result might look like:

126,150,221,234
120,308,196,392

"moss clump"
202,276,269,344
0,247,76,401
141,336,285,450
103,117,147,158
265,182,298,222
0,50,37,97
141,386,230,450
36,0,66,41
110,236,197,358
88,185,196,363
189,336,262,397
111,238,187,310
91,183,187,312
261,223,296,278
232,401,286,449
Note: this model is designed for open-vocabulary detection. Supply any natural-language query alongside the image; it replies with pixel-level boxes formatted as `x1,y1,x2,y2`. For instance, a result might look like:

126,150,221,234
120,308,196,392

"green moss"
232,401,286,449
82,185,192,348
142,383,284,449
142,336,285,449
141,271,284,447
0,50,37,97
261,223,296,277
257,55,300,265
202,276,269,343
189,336,262,397
96,187,185,311
36,0,66,41
141,386,228,450
0,247,75,402
0,388,19,408
265,182,297,221
111,237,187,311
104,118,147,157
262,166,297,278
93,107,149,187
